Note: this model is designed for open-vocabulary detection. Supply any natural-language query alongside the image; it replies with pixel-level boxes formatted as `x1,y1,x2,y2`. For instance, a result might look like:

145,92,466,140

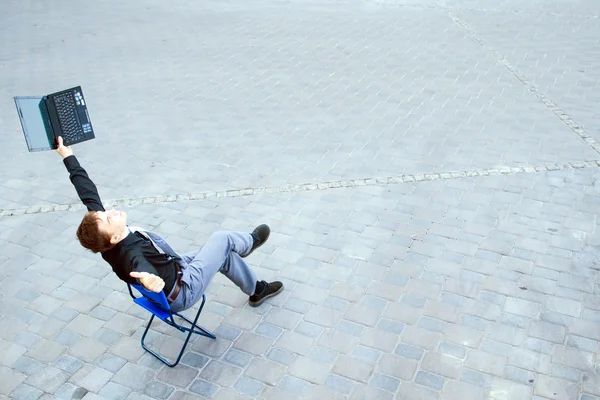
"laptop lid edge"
14,96,53,152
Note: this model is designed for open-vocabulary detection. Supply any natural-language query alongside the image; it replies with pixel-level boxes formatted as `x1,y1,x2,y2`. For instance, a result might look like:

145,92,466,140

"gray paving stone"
444,324,485,349
444,381,486,400
135,353,165,371
25,339,66,364
550,363,582,383
180,352,209,369
523,338,555,356
157,363,198,388
461,314,488,331
582,395,600,400
276,331,314,356
25,365,69,393
404,326,443,352
0,366,24,396
582,308,600,323
309,346,338,364
103,313,144,336
324,374,356,395
233,332,274,356
303,306,343,328
279,375,310,396
189,379,219,399
355,328,395,354
552,346,595,372
288,356,331,385
68,337,109,363
344,304,381,327
331,355,373,383
95,354,127,373
89,306,118,322
419,316,447,333
486,323,527,346
55,355,83,374
480,339,512,357
12,332,40,350
98,382,132,400
360,295,389,311
438,342,467,360
13,357,42,376
546,296,582,317
264,347,294,366
234,376,265,397
504,297,542,319
465,350,507,376
540,311,574,328
352,345,382,364
255,323,283,339
93,328,122,346
264,307,302,331
401,294,427,308
192,335,232,358
370,373,401,393
529,320,567,344
415,371,445,391
0,340,26,367
582,373,600,396
490,378,533,399
504,366,536,386
337,319,365,337
317,329,358,355
566,335,598,353
69,365,113,393
394,343,425,360
244,358,285,386
54,330,81,347
377,319,405,336
54,382,84,400
112,363,155,392
441,292,469,307
9,383,43,400
535,375,579,399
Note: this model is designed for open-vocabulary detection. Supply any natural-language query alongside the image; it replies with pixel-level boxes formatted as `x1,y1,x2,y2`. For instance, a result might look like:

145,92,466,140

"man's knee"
210,230,230,243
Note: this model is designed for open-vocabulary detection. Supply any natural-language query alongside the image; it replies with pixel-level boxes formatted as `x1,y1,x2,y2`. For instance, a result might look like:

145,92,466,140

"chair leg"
176,313,217,339
174,294,216,339
140,314,177,367
139,295,216,367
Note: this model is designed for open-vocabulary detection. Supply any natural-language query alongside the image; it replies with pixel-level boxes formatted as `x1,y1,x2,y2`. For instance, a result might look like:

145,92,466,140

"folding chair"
127,284,215,367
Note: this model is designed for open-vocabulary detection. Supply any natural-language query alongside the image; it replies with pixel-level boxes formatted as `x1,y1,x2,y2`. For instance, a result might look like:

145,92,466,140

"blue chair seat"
133,296,172,321
128,283,215,367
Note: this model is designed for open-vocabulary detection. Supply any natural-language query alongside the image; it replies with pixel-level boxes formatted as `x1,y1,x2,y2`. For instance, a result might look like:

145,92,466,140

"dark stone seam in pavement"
1,160,600,217
443,8,600,155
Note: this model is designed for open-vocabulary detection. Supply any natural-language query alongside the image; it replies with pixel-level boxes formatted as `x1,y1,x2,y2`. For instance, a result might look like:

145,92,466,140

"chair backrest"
130,284,172,320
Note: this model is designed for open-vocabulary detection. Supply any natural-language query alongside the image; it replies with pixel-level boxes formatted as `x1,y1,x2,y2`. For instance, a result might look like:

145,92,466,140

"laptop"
14,86,95,152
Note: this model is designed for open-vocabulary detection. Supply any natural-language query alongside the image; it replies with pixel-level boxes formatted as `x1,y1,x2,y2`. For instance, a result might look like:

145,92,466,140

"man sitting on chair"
55,137,283,312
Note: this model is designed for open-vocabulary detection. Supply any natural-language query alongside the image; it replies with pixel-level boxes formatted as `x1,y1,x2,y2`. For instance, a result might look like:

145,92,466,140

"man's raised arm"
55,136,105,212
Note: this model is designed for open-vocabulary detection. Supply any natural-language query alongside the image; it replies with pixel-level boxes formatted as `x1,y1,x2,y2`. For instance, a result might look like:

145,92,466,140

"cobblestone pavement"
0,0,599,399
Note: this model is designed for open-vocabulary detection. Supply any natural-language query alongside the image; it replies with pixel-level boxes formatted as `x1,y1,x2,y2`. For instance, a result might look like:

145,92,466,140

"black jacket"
63,155,177,294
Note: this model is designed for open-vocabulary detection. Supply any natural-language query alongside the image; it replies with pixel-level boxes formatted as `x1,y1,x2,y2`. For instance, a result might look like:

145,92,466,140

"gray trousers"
169,231,258,313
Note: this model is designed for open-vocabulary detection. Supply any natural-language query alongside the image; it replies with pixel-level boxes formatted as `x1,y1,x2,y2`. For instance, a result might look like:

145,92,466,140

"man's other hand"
55,136,73,159
130,271,165,293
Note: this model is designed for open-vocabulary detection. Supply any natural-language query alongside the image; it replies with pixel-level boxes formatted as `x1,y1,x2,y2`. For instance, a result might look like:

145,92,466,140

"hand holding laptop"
14,86,95,152
55,136,73,159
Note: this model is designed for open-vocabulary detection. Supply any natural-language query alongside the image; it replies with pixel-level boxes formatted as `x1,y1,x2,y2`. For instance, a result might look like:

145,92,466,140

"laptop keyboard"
53,92,85,142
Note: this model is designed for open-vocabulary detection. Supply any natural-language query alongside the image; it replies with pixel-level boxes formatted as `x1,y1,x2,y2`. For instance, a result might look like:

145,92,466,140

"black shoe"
249,280,283,307
243,224,270,258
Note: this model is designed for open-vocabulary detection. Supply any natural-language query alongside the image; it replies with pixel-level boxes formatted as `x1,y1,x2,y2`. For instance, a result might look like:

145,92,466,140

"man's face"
96,209,127,243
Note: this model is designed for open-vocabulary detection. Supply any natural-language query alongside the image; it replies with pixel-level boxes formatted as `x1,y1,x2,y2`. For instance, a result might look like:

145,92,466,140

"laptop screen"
14,96,52,152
